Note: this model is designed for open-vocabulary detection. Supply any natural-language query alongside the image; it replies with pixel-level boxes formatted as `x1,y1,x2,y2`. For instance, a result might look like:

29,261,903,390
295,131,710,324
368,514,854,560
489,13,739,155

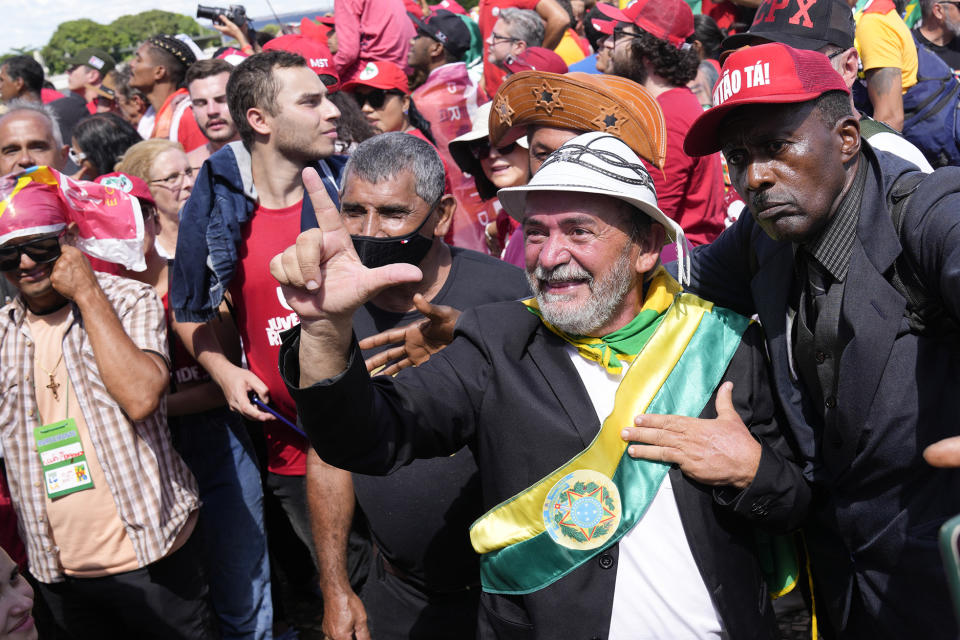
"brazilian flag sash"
469,291,751,595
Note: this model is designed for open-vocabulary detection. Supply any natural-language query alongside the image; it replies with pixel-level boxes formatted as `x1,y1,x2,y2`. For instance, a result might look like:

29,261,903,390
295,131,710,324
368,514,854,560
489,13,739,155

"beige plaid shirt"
0,273,199,583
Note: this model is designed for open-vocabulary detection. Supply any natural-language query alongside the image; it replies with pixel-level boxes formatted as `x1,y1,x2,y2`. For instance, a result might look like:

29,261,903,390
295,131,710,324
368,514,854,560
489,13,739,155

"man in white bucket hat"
270,131,808,638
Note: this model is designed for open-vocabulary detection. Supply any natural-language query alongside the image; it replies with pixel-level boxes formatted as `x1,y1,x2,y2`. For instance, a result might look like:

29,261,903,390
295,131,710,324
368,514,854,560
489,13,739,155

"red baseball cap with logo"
95,172,155,205
595,0,694,48
341,60,410,94
503,47,568,74
262,34,340,92
683,42,849,157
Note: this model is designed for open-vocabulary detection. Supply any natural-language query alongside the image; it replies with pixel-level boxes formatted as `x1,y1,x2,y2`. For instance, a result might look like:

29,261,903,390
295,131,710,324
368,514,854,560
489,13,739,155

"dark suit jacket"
281,301,809,639
682,144,960,638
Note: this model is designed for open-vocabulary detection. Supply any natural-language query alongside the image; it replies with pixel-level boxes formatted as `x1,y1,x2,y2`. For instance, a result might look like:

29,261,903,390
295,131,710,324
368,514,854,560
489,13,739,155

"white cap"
497,131,689,284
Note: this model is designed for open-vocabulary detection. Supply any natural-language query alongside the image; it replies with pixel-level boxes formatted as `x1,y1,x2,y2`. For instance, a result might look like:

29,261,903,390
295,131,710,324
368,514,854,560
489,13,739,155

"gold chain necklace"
36,352,64,402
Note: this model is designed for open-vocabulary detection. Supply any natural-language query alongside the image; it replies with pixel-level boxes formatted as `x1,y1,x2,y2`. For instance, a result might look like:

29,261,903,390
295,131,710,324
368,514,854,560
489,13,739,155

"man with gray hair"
305,132,529,640
487,8,546,70
913,0,960,71
0,101,68,304
273,131,808,637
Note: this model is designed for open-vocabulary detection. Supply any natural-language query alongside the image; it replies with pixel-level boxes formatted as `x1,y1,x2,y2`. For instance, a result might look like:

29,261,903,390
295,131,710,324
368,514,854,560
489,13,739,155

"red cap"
503,47,568,74
262,34,340,92
300,17,332,45
341,60,409,94
95,172,155,206
595,0,693,48
684,42,850,157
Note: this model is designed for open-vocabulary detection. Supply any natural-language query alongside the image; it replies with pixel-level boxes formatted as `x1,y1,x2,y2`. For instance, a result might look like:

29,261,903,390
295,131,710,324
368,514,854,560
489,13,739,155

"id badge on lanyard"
34,403,95,500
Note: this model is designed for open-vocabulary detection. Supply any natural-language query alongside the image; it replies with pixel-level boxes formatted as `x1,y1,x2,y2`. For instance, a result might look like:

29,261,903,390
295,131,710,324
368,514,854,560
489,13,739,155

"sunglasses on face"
0,234,62,271
468,140,518,161
352,89,404,110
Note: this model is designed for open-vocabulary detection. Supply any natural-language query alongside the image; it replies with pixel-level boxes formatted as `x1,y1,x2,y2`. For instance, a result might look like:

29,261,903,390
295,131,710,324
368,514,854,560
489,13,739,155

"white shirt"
566,347,724,640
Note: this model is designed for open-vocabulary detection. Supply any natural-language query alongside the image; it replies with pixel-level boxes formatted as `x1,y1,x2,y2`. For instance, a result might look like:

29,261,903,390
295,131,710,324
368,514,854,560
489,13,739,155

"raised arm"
536,0,570,50
52,247,168,421
269,167,422,387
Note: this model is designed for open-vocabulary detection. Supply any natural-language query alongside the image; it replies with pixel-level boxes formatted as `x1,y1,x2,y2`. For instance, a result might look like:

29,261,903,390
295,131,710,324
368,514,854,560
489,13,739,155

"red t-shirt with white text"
230,201,307,475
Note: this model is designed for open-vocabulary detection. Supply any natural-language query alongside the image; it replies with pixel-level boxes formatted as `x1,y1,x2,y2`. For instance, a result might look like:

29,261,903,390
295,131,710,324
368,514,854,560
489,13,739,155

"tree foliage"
40,11,211,74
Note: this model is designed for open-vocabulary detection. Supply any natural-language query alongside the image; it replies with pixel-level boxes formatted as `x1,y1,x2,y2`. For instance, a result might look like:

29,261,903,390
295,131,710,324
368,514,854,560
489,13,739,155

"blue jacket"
171,141,346,322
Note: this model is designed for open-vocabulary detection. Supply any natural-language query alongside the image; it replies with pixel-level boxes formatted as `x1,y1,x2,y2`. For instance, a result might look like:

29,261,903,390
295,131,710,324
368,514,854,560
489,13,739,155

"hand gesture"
270,168,423,340
321,589,370,640
620,382,761,489
924,436,960,468
358,293,461,375
50,245,100,303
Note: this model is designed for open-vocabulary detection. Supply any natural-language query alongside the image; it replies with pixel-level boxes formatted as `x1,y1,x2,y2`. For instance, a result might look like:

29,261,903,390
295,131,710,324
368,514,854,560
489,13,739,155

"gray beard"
526,245,636,336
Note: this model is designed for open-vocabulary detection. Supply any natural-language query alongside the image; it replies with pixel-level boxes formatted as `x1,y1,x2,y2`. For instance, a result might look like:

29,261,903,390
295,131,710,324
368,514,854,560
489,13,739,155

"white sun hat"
497,131,689,285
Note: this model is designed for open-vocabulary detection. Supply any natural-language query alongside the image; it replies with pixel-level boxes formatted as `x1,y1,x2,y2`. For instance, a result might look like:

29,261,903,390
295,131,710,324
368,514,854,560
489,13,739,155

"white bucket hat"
497,131,690,284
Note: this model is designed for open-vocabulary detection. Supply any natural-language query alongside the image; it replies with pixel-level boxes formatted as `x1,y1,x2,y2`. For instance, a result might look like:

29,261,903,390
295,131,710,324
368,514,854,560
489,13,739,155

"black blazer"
682,145,960,639
282,301,809,639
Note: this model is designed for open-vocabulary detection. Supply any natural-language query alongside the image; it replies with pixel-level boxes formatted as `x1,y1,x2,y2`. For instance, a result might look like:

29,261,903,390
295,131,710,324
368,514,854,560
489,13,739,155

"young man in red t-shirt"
172,50,343,582
596,0,727,248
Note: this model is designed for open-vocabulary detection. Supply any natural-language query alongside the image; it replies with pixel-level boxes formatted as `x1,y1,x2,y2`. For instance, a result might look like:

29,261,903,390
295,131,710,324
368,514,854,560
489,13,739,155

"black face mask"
351,209,435,269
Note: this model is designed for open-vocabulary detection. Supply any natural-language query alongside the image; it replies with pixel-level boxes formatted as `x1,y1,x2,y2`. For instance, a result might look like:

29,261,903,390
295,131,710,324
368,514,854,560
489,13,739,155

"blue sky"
6,0,334,53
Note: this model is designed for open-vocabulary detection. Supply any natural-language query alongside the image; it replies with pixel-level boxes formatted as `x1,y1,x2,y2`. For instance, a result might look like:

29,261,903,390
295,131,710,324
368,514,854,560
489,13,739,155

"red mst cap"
595,0,694,48
262,35,340,92
341,60,410,94
95,172,155,205
683,42,849,157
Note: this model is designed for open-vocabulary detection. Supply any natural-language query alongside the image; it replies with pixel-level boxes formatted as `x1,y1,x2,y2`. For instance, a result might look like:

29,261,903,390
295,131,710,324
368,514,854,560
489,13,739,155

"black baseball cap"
410,9,471,61
721,0,855,54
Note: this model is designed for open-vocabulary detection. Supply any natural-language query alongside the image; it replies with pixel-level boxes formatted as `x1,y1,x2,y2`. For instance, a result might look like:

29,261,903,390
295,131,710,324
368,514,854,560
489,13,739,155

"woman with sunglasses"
341,60,437,143
449,101,530,265
115,140,194,259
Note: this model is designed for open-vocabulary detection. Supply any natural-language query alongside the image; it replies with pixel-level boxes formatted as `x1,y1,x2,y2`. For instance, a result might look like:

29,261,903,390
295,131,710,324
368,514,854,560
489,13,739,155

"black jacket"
683,144,960,638
280,300,809,639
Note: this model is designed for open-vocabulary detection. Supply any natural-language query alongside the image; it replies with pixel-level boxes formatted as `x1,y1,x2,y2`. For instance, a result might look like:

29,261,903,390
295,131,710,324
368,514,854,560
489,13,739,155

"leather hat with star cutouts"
487,71,667,169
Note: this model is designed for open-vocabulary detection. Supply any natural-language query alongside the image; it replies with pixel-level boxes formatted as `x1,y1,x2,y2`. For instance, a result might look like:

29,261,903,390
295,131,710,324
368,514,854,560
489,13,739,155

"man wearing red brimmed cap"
271,127,807,638
676,41,960,639
719,0,932,172
170,50,347,605
594,0,727,250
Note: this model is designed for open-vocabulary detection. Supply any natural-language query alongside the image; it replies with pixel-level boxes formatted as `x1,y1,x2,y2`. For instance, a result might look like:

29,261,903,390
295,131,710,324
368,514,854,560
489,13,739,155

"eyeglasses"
489,32,520,46
938,1,960,8
825,48,848,60
609,26,642,48
468,140,518,160
68,147,86,166
0,234,62,271
352,89,404,110
150,167,194,189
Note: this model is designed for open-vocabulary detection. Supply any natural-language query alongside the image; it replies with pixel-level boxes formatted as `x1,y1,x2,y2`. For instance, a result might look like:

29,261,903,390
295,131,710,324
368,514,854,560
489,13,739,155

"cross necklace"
36,352,64,402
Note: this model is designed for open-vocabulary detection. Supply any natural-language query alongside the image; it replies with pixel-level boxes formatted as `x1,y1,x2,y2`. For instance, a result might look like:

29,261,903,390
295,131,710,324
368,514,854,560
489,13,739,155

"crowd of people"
1,0,960,638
